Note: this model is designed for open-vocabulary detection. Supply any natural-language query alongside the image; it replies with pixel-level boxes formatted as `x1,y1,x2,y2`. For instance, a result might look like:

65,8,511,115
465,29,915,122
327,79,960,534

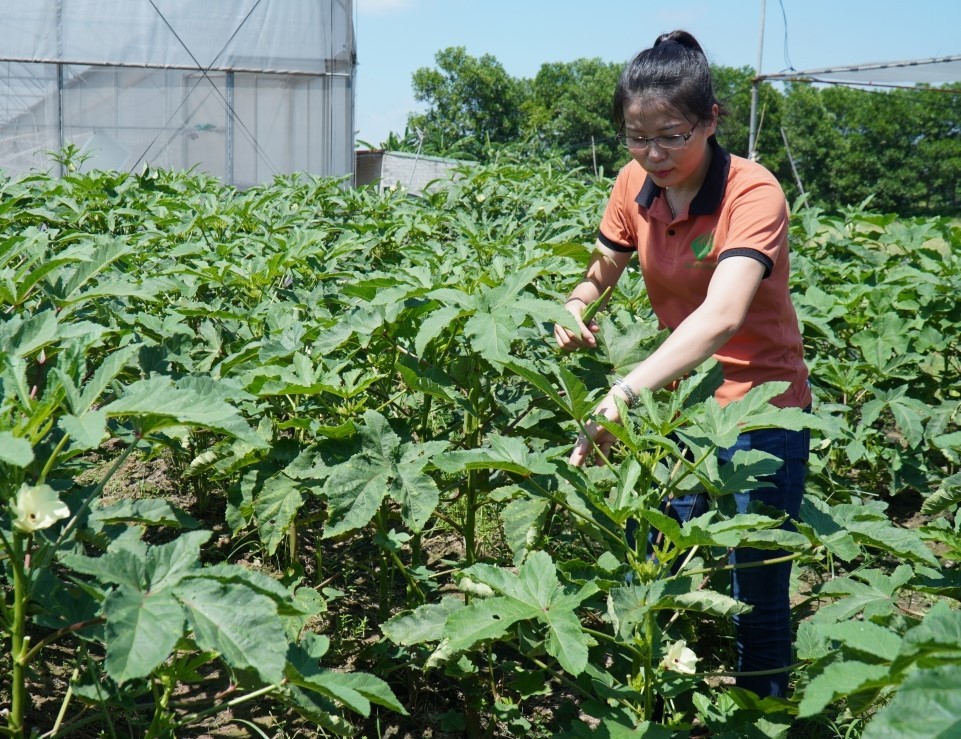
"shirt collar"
634,136,731,215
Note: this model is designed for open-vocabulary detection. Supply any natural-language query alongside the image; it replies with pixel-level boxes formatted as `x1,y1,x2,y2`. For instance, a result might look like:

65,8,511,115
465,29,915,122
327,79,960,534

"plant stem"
20,618,105,666
287,519,298,569
376,505,392,618
574,416,619,476
463,360,482,565
51,668,79,735
145,679,174,739
642,613,654,722
411,531,423,574
526,654,625,707
581,627,643,659
526,478,629,556
37,434,70,485
659,445,714,501
419,393,434,442
173,684,279,727
53,440,138,550
8,532,28,737
699,662,804,678
381,537,425,603
426,506,464,535
684,550,807,576
373,387,410,415
673,544,700,575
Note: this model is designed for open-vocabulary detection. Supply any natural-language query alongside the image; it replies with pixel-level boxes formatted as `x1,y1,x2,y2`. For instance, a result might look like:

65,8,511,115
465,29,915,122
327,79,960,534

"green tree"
710,65,756,157
825,85,921,213
781,83,850,208
782,82,961,216
398,46,961,217
912,84,961,214
407,47,525,161
523,58,627,175
711,65,795,200
711,68,784,162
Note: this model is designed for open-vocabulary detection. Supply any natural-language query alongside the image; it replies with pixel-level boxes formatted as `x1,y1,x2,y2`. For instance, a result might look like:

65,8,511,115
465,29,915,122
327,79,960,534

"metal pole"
226,71,234,185
56,0,64,175
780,127,805,195
747,0,766,161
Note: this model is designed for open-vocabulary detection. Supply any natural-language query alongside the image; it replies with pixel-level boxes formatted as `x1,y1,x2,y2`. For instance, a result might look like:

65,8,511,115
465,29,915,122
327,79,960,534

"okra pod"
581,286,612,322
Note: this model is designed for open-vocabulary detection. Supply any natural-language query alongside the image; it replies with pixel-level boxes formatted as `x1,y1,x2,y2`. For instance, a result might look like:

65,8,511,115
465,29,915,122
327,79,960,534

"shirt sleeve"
716,175,788,279
598,163,641,251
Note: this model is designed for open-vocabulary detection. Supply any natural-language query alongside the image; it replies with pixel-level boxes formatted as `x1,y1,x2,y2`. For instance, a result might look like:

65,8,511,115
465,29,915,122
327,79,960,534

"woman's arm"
570,255,766,466
554,240,634,350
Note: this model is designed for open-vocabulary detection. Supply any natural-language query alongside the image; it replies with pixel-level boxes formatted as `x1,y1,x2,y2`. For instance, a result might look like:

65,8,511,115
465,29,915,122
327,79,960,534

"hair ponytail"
614,29,725,131
653,30,704,54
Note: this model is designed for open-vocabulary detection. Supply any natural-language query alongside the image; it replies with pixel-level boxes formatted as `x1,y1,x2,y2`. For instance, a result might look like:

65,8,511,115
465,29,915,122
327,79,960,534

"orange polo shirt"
598,138,811,409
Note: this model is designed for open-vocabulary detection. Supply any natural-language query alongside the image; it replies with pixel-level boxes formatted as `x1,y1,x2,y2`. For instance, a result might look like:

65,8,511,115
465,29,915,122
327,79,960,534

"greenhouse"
0,0,355,186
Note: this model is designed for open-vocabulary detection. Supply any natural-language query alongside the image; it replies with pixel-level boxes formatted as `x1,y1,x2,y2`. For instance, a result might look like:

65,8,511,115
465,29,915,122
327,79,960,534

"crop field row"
1,155,959,737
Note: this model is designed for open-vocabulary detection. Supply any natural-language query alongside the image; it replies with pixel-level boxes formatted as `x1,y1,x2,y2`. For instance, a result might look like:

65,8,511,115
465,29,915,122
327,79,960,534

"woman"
554,30,811,699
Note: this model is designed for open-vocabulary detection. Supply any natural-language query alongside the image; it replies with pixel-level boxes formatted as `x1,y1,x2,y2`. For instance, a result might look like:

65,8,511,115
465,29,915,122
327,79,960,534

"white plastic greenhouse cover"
759,54,961,87
0,0,356,186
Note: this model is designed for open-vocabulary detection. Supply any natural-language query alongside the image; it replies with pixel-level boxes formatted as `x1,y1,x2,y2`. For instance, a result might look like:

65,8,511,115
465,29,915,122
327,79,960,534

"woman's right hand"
554,298,600,351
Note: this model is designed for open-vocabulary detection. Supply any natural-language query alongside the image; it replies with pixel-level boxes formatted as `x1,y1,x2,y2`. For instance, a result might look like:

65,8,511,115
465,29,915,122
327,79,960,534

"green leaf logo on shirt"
691,232,714,261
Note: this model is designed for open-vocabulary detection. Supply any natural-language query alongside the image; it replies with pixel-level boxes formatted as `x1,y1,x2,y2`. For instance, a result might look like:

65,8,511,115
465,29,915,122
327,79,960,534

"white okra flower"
660,640,698,675
11,483,71,533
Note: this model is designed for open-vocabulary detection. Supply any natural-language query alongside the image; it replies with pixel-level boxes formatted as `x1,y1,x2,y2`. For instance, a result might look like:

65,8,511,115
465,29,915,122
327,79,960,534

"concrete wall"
354,150,472,195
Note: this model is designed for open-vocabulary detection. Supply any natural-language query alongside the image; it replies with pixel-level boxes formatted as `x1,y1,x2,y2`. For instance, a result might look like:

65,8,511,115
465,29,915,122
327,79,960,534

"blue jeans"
640,424,810,698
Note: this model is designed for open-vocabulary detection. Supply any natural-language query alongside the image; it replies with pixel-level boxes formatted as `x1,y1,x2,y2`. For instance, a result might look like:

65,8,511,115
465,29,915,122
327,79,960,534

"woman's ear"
704,103,719,136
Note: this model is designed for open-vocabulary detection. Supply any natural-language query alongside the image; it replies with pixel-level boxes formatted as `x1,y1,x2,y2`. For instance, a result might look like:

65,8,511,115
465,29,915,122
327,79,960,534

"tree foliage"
407,47,525,161
395,46,961,217
781,83,961,214
523,57,626,175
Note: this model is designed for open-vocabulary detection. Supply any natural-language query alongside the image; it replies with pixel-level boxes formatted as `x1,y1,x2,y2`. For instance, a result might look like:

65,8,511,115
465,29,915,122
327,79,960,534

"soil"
9,447,496,737
7,450,945,737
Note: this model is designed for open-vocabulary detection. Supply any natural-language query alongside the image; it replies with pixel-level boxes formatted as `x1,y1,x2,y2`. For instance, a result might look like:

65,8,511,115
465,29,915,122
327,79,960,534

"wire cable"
778,0,795,72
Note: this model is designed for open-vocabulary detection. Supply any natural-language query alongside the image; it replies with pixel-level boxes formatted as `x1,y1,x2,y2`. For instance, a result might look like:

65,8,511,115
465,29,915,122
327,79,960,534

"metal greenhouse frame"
0,0,356,186
748,53,961,160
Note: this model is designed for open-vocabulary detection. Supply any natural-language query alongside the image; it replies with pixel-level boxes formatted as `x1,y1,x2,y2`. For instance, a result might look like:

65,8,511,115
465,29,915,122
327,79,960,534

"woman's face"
622,98,717,190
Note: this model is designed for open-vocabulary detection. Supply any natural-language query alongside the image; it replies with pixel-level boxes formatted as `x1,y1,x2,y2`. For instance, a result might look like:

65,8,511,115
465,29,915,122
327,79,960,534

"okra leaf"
817,620,903,662
101,376,267,449
445,551,596,675
500,496,550,565
414,305,465,357
798,661,890,718
0,431,33,466
433,434,553,477
252,473,304,556
175,578,287,684
103,585,185,684
862,665,961,739
382,596,466,646
322,411,444,537
59,409,108,450
322,455,391,539
291,670,407,717
463,310,516,364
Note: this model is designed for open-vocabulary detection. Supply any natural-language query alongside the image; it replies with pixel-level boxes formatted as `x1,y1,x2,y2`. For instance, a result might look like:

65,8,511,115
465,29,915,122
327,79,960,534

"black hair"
613,30,726,131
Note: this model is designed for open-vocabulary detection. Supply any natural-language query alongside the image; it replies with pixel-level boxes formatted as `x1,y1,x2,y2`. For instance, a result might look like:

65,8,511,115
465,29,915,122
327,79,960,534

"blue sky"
353,0,961,146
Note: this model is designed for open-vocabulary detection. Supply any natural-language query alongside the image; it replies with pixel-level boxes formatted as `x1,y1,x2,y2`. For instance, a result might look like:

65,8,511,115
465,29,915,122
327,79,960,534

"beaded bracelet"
612,378,640,408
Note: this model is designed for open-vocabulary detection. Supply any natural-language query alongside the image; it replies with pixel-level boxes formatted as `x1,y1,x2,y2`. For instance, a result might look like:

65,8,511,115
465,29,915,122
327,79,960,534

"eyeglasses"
616,123,699,151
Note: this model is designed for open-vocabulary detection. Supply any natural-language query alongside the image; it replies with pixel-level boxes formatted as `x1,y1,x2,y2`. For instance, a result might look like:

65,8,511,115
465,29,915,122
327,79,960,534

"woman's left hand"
570,395,622,466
